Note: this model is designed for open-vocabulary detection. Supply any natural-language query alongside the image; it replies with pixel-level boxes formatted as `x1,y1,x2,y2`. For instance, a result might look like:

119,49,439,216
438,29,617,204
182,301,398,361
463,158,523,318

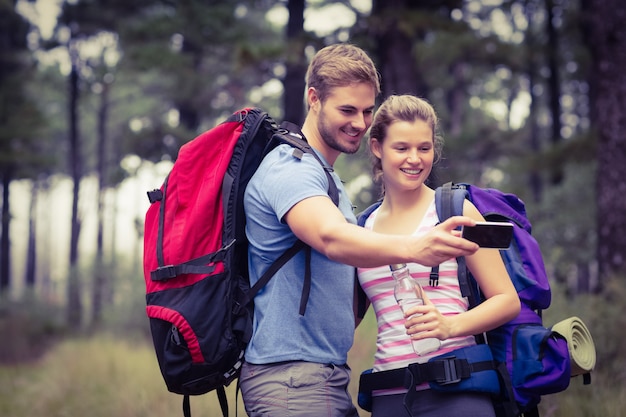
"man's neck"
301,117,340,166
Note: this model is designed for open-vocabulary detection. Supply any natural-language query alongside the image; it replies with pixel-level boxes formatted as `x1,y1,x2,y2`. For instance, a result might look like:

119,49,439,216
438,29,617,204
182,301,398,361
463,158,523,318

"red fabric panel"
146,305,205,363
143,110,249,293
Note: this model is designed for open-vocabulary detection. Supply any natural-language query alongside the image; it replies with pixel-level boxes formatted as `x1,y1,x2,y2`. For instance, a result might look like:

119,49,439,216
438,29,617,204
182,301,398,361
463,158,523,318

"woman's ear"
370,137,382,159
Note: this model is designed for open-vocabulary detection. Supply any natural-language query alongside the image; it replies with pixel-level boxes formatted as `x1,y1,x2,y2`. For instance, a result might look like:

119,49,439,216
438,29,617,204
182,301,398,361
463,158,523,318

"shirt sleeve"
258,145,332,222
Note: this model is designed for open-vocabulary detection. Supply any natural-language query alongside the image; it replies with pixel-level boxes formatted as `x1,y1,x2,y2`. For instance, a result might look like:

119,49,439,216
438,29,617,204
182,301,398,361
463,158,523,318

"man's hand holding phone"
461,221,514,249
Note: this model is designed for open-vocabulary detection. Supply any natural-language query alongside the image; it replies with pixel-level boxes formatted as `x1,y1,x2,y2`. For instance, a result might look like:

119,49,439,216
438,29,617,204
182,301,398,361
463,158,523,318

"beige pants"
240,360,359,417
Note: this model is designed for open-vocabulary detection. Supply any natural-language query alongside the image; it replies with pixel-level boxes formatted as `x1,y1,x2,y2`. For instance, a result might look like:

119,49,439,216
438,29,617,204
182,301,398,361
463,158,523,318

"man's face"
316,83,376,155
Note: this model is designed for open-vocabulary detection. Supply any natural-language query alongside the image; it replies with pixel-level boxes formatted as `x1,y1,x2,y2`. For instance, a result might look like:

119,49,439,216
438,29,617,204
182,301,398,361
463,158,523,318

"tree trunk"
582,0,626,280
0,165,12,293
526,0,543,203
25,180,38,288
283,0,306,125
545,0,563,185
372,0,423,97
67,43,83,329
40,181,53,301
446,62,465,138
92,75,110,329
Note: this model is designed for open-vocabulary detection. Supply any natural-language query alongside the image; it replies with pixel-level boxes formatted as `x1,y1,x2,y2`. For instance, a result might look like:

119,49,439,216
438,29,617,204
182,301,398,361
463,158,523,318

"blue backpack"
357,182,573,417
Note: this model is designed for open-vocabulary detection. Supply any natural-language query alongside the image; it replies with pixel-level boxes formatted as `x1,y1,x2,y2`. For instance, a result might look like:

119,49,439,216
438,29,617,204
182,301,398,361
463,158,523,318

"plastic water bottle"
391,263,441,356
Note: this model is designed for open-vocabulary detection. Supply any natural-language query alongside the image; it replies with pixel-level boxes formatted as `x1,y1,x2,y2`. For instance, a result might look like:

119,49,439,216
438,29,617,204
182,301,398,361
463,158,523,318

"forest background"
1,0,625,416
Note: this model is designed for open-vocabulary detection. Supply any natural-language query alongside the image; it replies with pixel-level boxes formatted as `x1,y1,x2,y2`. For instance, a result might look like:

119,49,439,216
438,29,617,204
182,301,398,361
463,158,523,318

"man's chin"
337,142,361,154
342,136,364,153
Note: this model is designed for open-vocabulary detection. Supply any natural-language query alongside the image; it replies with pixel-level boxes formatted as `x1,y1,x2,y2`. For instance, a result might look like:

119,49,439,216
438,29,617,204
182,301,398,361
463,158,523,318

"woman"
357,94,520,417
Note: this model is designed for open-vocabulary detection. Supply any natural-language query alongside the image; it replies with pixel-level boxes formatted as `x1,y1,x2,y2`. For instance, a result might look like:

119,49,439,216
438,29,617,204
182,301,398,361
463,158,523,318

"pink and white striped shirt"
357,198,475,392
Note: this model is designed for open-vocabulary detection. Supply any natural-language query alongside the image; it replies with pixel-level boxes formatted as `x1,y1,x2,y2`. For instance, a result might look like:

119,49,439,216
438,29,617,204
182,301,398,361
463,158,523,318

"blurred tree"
545,0,563,185
48,0,285,326
22,62,70,300
524,0,543,203
581,0,626,281
283,0,307,125
7,0,615,319
347,0,599,292
104,0,284,161
0,1,49,294
369,0,465,98
92,53,115,329
66,39,83,329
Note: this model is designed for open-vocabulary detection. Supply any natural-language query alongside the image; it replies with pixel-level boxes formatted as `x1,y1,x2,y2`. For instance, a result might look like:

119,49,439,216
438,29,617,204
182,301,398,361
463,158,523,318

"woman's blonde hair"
369,94,444,184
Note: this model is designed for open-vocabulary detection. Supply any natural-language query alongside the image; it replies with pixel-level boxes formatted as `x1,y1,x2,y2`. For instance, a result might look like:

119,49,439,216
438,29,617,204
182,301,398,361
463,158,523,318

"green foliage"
532,162,597,283
2,0,620,413
0,4,51,180
98,265,151,339
0,296,66,364
538,276,626,416
0,1,30,57
336,137,379,211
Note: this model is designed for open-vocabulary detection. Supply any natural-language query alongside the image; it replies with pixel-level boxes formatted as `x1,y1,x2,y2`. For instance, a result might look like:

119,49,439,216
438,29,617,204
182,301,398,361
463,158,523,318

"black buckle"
405,362,425,388
405,357,471,389
429,269,439,286
232,300,243,315
151,265,177,281
147,189,163,203
435,357,467,385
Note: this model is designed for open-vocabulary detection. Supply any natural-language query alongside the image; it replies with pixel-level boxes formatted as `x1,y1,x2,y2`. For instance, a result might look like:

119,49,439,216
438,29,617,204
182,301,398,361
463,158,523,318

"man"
240,43,479,417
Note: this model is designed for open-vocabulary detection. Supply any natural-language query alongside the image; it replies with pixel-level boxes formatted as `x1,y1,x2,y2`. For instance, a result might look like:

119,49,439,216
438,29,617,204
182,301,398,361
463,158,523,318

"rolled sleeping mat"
551,316,596,377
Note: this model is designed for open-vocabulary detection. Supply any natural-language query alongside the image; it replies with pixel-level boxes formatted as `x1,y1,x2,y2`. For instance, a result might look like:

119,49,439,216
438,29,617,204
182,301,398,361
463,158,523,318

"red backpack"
143,107,338,417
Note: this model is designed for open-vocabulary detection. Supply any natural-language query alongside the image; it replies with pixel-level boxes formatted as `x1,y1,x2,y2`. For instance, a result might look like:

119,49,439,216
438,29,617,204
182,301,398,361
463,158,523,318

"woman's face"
370,119,435,193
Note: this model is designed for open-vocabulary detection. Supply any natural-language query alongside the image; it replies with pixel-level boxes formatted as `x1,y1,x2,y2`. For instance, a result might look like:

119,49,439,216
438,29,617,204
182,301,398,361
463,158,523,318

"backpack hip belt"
360,354,495,392
358,344,500,412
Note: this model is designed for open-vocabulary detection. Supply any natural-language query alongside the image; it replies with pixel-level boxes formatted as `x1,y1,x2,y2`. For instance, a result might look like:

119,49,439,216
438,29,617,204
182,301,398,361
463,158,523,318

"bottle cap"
389,264,407,271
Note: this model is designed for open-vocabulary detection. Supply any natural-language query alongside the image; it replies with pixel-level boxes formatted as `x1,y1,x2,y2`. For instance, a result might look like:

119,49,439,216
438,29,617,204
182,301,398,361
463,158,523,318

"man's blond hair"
305,43,381,107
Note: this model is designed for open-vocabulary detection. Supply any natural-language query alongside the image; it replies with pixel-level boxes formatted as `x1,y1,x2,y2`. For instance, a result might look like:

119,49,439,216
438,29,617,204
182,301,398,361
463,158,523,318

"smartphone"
461,221,514,249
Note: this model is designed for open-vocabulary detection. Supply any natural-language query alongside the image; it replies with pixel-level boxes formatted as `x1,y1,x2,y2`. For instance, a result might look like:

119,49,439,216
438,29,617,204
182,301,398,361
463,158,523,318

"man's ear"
307,87,320,111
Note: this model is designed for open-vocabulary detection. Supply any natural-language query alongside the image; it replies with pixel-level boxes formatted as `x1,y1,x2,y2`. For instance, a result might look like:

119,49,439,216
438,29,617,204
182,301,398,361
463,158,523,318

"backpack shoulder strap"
276,121,340,206
357,201,382,227
247,121,340,317
354,201,382,319
434,182,479,307
435,181,467,222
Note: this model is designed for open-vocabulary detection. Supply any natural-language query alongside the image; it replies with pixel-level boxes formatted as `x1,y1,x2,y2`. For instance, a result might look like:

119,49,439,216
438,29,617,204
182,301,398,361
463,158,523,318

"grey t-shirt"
243,143,357,365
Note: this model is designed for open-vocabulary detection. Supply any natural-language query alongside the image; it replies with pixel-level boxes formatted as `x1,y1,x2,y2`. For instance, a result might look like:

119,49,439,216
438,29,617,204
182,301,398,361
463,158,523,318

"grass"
0,277,623,417
539,372,625,417
0,335,246,417
0,326,617,417
0,325,377,417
